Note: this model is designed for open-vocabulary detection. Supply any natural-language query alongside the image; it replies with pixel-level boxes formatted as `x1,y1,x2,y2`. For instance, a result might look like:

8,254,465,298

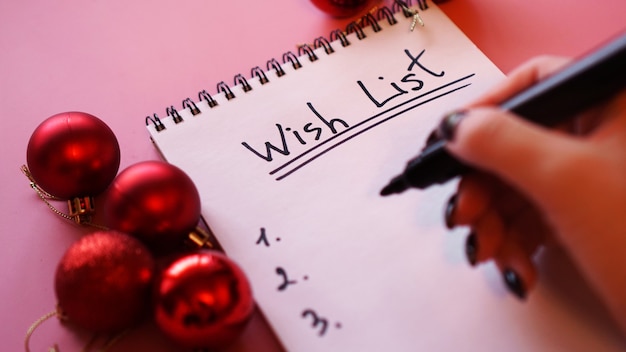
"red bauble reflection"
104,161,201,250
26,112,120,199
54,231,155,333
310,0,372,18
153,251,254,350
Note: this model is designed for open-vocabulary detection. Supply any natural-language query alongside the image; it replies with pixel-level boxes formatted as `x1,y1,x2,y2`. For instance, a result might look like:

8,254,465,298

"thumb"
444,107,585,204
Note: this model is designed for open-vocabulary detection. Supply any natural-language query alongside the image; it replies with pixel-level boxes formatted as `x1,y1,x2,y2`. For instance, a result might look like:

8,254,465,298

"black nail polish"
437,111,466,141
465,232,478,266
503,268,526,300
444,194,457,229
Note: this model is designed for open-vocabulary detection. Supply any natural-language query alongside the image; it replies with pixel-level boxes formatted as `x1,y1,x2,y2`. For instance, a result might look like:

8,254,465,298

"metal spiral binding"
251,66,270,84
166,106,183,123
346,22,367,40
313,37,334,55
145,0,430,131
378,6,399,25
360,13,383,32
146,114,165,131
393,0,427,16
234,74,253,92
199,89,219,107
282,51,302,70
183,98,201,115
329,29,351,47
217,81,236,100
298,44,318,62
266,58,286,77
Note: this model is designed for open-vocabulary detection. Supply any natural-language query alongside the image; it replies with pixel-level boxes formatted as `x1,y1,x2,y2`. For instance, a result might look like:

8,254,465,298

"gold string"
24,309,59,352
25,308,130,352
20,165,109,230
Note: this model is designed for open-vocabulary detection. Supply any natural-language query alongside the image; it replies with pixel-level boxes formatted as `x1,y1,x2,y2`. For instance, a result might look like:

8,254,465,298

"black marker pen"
381,31,626,196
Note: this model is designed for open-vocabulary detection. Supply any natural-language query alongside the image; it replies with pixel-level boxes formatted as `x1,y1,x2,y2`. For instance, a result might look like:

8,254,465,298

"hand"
442,56,626,333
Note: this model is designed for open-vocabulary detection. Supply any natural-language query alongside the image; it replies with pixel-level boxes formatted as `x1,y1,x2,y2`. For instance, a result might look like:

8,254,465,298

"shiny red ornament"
103,161,201,250
26,111,120,199
310,0,373,18
153,251,254,350
54,231,155,333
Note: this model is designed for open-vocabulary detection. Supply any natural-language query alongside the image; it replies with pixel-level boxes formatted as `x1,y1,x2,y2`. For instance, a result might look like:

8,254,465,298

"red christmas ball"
310,0,373,18
153,251,254,350
26,112,120,199
54,231,155,333
104,161,201,250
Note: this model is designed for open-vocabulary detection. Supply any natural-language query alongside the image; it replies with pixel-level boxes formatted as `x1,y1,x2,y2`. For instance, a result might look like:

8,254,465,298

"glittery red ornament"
103,161,201,250
54,231,155,332
26,111,120,199
153,251,254,350
310,0,373,18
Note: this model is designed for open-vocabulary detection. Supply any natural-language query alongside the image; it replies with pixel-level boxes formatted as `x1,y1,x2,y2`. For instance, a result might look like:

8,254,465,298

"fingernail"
437,110,466,141
465,232,478,266
444,194,457,229
503,268,526,300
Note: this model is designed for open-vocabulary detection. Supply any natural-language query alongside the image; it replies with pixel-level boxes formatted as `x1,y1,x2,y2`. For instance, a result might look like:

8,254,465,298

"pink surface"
1,0,624,351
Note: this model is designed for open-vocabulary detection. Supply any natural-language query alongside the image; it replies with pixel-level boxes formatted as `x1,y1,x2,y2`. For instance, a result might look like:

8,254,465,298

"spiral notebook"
144,1,620,351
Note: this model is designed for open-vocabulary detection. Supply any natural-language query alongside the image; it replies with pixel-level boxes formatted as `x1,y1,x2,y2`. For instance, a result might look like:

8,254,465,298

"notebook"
145,1,622,351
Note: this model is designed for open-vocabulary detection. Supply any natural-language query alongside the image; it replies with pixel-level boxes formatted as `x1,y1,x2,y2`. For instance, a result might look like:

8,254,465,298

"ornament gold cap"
186,226,215,249
67,196,96,224
21,165,106,229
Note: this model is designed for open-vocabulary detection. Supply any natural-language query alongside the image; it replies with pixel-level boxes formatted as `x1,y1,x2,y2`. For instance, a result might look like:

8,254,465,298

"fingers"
437,56,625,302
588,90,626,143
493,206,549,299
469,56,571,107
442,55,579,205
495,243,537,300
444,174,492,229
445,173,549,300
442,107,583,210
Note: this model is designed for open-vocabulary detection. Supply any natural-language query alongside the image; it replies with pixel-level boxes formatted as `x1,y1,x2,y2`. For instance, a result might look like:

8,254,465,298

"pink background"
1,0,624,351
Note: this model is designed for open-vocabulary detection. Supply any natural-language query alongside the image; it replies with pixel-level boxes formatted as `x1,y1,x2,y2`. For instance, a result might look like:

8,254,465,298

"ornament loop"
25,307,128,352
21,165,59,200
25,309,60,352
21,165,108,229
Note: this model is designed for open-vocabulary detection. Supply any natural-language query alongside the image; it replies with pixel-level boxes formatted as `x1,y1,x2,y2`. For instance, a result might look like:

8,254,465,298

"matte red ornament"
153,250,254,350
54,231,155,333
103,161,201,250
26,111,120,199
310,0,373,18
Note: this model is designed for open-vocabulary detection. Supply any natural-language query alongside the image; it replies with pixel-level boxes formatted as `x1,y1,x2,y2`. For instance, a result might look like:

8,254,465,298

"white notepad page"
147,3,624,351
